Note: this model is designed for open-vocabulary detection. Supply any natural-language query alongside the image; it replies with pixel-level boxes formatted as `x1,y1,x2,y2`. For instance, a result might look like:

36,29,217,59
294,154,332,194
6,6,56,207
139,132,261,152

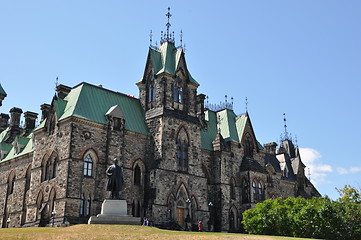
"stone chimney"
0,113,9,132
10,107,23,128
264,142,277,155
56,84,71,99
4,107,23,143
40,104,51,122
23,111,38,135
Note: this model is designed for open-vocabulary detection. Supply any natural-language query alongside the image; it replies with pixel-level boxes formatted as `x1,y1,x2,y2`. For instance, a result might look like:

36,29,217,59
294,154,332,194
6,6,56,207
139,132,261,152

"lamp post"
185,198,191,230
51,210,57,227
208,202,213,232
6,217,10,228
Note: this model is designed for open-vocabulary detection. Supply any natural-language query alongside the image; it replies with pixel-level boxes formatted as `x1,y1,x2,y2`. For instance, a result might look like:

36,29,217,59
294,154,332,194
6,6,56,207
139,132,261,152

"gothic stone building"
0,38,320,232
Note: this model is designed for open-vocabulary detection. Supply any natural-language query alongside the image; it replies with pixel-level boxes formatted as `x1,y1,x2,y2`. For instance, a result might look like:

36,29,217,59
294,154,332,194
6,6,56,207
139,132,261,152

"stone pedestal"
88,199,140,225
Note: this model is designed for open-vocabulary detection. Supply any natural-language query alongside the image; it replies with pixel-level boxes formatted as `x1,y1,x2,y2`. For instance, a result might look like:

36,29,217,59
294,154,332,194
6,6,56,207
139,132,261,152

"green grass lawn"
0,224,318,240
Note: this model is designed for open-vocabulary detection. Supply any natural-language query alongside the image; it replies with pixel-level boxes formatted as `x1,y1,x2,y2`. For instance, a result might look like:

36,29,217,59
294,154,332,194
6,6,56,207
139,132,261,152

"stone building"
0,13,319,232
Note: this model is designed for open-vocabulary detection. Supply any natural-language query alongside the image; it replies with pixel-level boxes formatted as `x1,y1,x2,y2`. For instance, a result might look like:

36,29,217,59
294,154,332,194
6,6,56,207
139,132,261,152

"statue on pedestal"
106,158,124,199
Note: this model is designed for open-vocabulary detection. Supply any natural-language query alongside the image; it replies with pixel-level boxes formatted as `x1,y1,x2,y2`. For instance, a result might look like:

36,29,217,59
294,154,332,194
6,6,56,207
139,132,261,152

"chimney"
264,142,277,155
23,111,38,134
4,107,22,143
0,113,9,132
40,104,51,122
10,107,23,128
56,84,71,99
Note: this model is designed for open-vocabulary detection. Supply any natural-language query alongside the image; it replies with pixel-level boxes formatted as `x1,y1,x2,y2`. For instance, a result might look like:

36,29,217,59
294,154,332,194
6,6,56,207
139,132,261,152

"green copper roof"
0,133,33,162
58,83,149,135
149,42,199,86
0,83,6,96
201,109,261,151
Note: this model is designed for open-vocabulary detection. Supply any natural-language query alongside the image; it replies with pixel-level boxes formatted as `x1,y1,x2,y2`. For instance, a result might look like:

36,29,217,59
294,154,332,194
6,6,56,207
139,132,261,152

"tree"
336,184,361,203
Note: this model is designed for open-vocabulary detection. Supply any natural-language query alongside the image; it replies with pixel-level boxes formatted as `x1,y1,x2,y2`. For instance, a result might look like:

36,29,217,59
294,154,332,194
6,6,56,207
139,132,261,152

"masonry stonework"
0,36,320,232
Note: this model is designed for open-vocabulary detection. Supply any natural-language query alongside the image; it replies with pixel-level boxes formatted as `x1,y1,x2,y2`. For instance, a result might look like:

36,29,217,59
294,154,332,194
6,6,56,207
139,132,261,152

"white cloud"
299,148,332,186
337,166,361,175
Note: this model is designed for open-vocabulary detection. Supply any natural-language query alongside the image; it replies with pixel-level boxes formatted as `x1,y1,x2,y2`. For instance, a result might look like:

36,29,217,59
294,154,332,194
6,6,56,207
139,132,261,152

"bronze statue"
106,158,124,199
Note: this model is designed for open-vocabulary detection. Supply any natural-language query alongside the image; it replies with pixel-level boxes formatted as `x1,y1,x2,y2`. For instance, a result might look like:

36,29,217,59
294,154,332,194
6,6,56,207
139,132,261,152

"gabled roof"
0,83,6,96
201,109,263,151
53,82,149,135
147,42,199,86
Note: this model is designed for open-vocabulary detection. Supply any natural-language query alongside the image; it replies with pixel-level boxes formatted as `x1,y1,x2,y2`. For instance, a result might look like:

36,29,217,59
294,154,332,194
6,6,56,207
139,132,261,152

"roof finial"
166,7,172,40
180,30,183,47
283,113,289,140
150,30,153,46
245,97,248,112
161,7,174,44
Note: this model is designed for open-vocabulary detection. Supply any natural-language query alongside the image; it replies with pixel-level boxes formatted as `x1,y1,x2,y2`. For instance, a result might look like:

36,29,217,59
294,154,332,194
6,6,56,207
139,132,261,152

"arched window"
80,195,85,216
134,164,141,185
242,179,249,203
176,127,189,171
83,154,93,177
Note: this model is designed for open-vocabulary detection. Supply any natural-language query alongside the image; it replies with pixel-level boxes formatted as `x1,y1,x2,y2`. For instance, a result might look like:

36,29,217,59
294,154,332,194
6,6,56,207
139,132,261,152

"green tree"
336,184,361,203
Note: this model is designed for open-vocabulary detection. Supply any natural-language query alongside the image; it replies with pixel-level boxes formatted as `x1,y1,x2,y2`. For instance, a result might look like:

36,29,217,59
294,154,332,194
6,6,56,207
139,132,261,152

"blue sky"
1,1,360,200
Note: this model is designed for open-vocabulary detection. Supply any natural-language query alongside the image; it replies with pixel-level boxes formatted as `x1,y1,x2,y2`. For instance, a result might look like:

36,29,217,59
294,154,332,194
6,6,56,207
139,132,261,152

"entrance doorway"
176,207,185,226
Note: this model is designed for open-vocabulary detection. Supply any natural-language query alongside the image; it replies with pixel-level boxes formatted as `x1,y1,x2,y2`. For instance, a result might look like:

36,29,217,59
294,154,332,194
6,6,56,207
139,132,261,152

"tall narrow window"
173,77,183,103
244,133,254,158
252,181,258,202
242,179,249,203
176,127,189,171
134,164,141,185
80,195,85,216
52,157,57,179
83,154,93,177
8,172,15,195
230,179,235,200
148,76,156,102
258,183,262,201
86,196,91,216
